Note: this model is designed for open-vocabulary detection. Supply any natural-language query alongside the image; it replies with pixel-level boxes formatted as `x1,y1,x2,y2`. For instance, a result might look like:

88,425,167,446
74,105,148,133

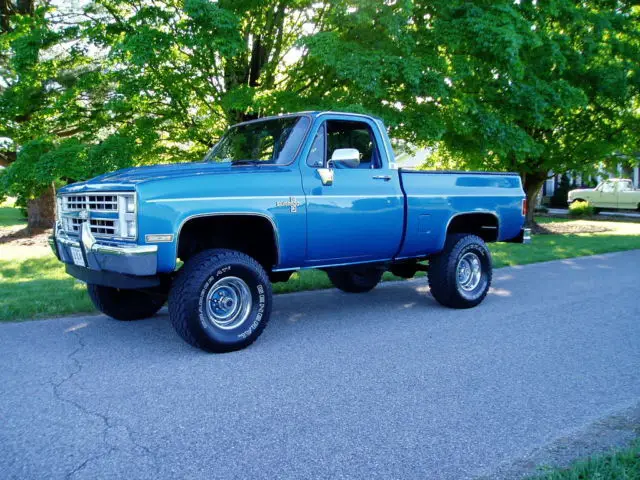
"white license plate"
70,246,86,267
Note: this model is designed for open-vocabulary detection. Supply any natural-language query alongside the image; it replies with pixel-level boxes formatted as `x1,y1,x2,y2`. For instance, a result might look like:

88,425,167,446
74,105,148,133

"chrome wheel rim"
456,252,482,292
205,276,252,330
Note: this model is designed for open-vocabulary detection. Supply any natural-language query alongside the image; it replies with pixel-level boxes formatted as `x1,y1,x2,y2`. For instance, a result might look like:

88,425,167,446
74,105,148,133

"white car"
568,178,640,211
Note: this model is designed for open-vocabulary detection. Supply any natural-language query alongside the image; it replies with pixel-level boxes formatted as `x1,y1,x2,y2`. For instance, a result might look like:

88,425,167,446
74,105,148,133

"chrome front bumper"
50,222,158,276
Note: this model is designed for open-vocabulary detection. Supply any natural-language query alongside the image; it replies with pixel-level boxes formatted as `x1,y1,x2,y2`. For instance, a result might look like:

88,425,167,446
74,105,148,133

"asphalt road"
1,251,640,480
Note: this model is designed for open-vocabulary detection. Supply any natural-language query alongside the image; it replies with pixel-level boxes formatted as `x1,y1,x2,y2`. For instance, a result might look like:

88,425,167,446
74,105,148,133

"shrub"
569,200,595,217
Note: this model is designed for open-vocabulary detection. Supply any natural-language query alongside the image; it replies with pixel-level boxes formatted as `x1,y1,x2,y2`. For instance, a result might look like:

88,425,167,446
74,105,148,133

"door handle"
372,175,391,181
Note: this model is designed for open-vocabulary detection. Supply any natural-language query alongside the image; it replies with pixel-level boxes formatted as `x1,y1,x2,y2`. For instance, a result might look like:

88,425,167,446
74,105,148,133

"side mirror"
329,148,361,169
318,168,334,186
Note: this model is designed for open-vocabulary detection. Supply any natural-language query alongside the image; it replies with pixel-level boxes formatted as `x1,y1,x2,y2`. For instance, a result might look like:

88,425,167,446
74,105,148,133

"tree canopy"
1,0,639,226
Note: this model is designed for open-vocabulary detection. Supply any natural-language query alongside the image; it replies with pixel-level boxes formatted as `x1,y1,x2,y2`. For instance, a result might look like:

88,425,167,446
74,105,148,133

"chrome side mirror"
329,148,361,169
318,168,334,186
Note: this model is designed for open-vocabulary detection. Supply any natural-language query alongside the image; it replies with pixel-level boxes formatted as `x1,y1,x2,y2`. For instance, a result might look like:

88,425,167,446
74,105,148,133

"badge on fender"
276,196,301,213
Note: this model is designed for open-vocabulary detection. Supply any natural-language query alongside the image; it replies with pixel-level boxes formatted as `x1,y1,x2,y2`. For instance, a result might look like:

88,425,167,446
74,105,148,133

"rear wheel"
168,248,272,353
428,234,492,309
327,267,383,293
87,284,166,321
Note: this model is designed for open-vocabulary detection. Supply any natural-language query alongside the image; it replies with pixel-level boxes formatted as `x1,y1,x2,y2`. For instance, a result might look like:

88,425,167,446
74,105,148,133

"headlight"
126,220,137,238
117,194,137,240
125,195,135,213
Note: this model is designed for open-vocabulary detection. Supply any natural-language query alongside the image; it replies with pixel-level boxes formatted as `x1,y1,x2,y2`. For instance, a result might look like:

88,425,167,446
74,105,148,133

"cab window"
601,181,615,193
305,119,382,169
326,120,381,169
618,180,632,191
306,125,326,167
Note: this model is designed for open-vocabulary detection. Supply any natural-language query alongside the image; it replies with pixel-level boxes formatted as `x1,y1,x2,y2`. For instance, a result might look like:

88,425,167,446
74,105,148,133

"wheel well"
446,213,499,242
572,198,586,203
177,215,278,271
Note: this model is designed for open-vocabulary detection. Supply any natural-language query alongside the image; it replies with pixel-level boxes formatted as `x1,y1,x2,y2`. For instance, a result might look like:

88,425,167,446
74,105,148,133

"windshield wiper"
230,159,263,166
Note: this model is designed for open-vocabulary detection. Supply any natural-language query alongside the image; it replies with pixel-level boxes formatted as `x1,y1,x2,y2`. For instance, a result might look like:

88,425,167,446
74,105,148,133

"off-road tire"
87,284,166,321
327,267,383,293
428,234,492,309
168,249,272,353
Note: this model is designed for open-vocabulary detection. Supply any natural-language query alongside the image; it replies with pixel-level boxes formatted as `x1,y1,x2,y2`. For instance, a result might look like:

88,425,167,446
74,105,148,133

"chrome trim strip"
148,195,292,204
93,243,158,256
175,212,280,267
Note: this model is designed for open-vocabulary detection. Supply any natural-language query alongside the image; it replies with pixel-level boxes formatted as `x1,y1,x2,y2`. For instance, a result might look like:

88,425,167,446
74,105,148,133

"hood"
58,162,289,193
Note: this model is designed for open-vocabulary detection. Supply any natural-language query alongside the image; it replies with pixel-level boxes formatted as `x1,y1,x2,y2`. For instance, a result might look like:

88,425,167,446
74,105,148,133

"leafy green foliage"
0,0,638,221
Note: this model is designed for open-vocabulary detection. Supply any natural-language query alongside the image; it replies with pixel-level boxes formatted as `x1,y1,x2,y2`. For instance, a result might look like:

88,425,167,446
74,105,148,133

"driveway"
1,251,640,479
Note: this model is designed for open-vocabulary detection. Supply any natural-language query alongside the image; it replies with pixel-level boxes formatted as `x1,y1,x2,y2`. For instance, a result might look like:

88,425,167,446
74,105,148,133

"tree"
1,0,638,230
0,0,110,228
295,1,639,225
421,0,640,224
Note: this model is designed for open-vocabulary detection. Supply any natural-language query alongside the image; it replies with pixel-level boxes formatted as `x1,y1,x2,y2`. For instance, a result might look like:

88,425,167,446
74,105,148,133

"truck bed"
396,169,525,258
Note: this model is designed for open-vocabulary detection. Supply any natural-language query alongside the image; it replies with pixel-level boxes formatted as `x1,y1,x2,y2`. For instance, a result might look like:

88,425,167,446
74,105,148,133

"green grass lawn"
2,208,640,322
530,441,640,479
0,205,26,227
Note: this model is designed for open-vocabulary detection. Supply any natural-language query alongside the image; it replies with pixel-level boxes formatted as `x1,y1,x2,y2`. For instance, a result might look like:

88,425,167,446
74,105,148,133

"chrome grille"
64,217,118,236
63,194,119,212
57,192,136,240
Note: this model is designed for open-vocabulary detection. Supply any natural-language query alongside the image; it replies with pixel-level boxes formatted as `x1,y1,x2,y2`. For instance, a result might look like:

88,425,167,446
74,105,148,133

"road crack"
49,328,158,478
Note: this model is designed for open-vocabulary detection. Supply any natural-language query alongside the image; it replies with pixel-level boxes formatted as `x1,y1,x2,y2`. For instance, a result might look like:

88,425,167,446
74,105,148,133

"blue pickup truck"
50,111,530,352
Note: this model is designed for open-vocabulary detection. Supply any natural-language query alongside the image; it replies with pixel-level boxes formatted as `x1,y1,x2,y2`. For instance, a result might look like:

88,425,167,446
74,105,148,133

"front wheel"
168,249,272,353
428,234,492,309
327,267,383,293
87,284,166,320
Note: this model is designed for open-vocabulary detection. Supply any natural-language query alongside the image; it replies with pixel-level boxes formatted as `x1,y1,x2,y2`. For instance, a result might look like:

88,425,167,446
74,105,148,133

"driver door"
300,116,404,265
599,181,617,208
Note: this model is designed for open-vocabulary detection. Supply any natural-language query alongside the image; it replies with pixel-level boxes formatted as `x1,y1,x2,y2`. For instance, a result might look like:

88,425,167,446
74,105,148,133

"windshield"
205,116,310,164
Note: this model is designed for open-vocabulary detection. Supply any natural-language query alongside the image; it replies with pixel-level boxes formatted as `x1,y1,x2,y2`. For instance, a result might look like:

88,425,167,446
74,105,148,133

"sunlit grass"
0,256,94,322
490,233,640,267
0,205,26,228
529,440,640,479
1,204,639,322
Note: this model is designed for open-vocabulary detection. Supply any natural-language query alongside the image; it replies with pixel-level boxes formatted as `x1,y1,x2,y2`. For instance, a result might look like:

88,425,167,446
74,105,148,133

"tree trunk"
521,171,548,226
0,150,16,167
27,183,56,231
